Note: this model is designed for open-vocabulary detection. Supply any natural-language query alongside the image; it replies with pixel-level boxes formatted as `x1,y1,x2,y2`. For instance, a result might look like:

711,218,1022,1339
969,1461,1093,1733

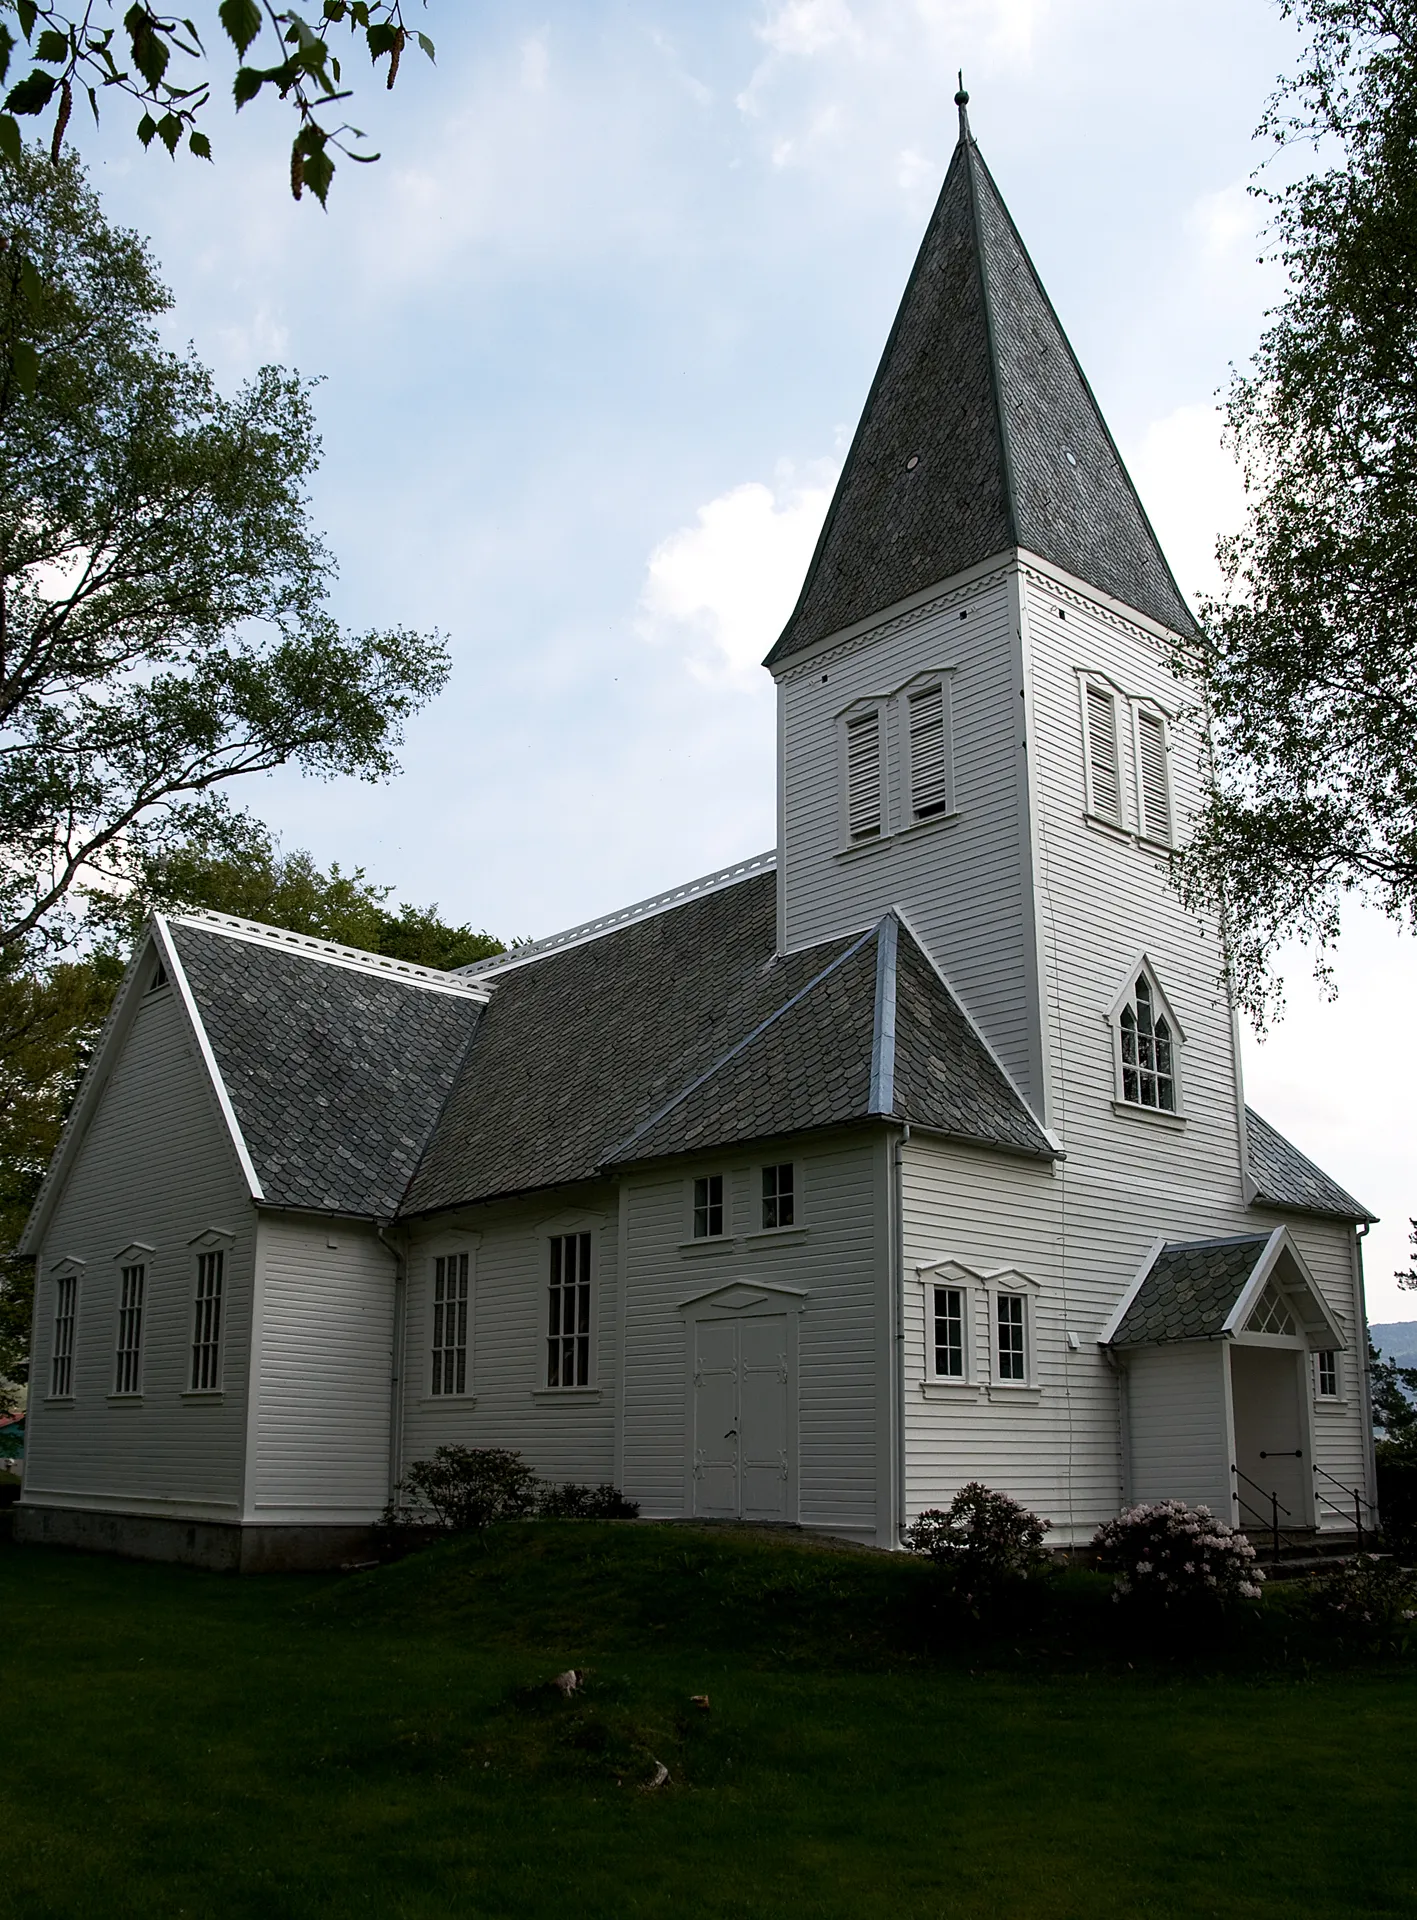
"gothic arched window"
1117,971,1176,1112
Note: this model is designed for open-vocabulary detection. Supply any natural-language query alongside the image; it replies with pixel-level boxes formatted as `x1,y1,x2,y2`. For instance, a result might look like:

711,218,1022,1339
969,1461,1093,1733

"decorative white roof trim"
169,911,490,1000
461,850,778,979
1019,554,1195,657
154,916,266,1202
1097,1236,1168,1346
772,558,1014,684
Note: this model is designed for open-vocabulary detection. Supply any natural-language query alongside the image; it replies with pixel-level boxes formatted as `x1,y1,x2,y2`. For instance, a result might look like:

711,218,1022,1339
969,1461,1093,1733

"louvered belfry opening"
907,685,950,819
1137,709,1171,841
1087,685,1121,822
846,711,883,840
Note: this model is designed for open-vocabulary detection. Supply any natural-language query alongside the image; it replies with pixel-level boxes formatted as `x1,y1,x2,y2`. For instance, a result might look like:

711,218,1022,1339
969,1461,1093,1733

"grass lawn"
2,1521,1415,1919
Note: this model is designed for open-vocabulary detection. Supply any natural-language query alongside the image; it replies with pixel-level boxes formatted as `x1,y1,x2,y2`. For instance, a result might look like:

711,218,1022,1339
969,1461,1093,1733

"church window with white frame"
995,1292,1027,1382
1315,1349,1339,1399
547,1232,592,1388
1134,706,1173,844
932,1285,966,1379
904,681,953,822
189,1250,224,1391
431,1252,469,1396
1082,680,1123,825
844,708,884,842
693,1174,725,1239
761,1163,794,1230
51,1271,77,1397
114,1263,145,1396
1115,970,1178,1113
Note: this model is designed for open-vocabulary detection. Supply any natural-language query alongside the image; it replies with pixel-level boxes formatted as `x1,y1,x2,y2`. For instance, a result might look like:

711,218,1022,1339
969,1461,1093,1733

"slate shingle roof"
1108,1236,1273,1348
167,919,484,1216
400,874,1053,1217
767,124,1197,667
1245,1107,1375,1222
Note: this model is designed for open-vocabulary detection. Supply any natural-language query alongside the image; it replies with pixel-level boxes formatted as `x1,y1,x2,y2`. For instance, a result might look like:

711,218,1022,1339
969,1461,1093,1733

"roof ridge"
869,909,898,1114
166,910,490,1000
460,850,778,979
602,920,882,1167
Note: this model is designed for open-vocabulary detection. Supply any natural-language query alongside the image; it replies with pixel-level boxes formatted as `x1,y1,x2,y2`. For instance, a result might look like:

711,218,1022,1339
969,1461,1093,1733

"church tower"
768,93,1240,1176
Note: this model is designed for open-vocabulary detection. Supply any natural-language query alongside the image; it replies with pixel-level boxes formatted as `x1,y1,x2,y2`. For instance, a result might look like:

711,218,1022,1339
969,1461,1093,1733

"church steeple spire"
766,106,1197,667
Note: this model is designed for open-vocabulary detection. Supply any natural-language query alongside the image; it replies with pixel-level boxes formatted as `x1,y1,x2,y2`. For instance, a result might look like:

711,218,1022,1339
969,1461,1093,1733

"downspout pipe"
894,1122,911,1544
1356,1220,1379,1529
374,1219,407,1507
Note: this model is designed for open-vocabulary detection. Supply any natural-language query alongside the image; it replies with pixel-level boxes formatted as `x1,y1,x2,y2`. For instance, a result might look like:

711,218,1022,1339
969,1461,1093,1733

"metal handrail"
1312,1463,1375,1549
1232,1463,1295,1561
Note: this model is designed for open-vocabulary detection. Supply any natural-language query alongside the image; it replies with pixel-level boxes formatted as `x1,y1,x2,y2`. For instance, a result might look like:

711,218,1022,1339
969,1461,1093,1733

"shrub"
538,1482,640,1520
385,1445,541,1533
1308,1553,1417,1654
903,1482,1051,1608
1092,1500,1264,1608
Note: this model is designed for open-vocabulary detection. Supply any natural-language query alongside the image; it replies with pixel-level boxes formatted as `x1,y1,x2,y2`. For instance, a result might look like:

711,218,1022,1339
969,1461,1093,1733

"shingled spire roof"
767,99,1198,667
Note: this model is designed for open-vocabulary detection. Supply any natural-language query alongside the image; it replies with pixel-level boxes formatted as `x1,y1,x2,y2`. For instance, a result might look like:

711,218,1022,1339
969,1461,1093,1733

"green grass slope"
2,1522,1415,1919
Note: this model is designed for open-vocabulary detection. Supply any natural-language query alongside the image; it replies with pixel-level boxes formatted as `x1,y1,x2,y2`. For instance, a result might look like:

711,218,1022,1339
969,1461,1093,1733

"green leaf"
365,22,397,56
417,32,434,62
0,25,15,84
156,111,182,155
10,337,37,398
18,252,42,314
188,128,210,159
217,0,262,58
4,69,55,115
0,113,20,165
323,2,348,21
35,29,69,64
15,3,37,45
301,141,333,205
124,6,171,92
232,65,263,108
136,110,157,147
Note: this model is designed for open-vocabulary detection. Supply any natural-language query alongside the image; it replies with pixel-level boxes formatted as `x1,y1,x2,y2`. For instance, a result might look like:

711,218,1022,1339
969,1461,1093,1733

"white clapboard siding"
22,985,256,1519
248,1215,395,1523
777,572,1040,1107
400,1187,619,1488
1124,1343,1232,1512
620,1136,884,1538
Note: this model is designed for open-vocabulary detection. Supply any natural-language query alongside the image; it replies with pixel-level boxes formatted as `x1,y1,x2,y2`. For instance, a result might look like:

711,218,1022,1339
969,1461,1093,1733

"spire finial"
955,70,971,142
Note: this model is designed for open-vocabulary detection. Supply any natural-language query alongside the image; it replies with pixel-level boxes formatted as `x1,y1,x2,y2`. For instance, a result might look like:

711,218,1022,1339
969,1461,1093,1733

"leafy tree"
0,1,434,204
0,145,448,954
1181,0,1417,1021
1369,1336,1417,1452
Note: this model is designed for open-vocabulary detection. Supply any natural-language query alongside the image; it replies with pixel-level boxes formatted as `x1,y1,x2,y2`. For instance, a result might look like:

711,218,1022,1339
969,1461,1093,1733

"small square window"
693,1175,725,1239
996,1294,1027,1382
933,1286,965,1378
1316,1350,1339,1399
761,1164,794,1230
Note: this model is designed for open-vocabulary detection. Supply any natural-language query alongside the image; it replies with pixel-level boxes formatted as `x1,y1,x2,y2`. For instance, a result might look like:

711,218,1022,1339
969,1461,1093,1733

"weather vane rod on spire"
955,70,971,142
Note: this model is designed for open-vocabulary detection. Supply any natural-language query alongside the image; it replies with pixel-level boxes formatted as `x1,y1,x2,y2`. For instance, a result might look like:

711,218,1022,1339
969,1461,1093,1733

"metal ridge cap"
167,911,490,1000
458,850,779,979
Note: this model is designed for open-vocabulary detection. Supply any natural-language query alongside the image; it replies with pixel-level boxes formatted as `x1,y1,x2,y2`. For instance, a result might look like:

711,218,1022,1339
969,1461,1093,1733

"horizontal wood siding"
621,1136,883,1535
400,1187,619,1486
249,1215,395,1523
1124,1344,1231,1512
778,574,1038,1102
22,986,256,1519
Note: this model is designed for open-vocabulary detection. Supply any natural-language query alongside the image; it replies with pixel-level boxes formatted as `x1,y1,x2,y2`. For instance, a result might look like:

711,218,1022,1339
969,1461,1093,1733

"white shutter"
845,711,882,840
1137,709,1172,843
908,685,951,819
1086,685,1120,822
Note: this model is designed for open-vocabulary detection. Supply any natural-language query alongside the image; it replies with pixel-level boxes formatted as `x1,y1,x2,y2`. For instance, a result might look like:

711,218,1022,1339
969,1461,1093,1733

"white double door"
693,1314,790,1521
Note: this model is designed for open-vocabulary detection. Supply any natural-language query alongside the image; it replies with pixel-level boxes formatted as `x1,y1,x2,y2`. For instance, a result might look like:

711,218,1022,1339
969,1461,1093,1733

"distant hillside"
1371,1321,1417,1364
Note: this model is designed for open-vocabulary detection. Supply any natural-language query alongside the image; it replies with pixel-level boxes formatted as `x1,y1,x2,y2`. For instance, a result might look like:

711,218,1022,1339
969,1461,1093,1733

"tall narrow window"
845,710,883,841
51,1273,77,1397
1085,684,1121,823
547,1232,592,1388
1316,1350,1339,1399
693,1174,725,1239
114,1264,145,1395
190,1249,224,1391
933,1286,965,1379
1136,709,1172,843
761,1163,794,1230
907,684,951,820
1119,974,1175,1111
996,1294,1026,1382
431,1252,469,1396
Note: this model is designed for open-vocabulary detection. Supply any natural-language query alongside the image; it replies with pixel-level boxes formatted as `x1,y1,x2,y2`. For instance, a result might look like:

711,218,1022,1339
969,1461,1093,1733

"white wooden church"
17,101,1378,1569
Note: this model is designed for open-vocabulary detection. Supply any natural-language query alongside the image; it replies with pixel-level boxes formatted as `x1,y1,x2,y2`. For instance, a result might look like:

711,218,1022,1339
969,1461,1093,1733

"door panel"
693,1320,739,1517
739,1316,789,1520
1230,1346,1310,1529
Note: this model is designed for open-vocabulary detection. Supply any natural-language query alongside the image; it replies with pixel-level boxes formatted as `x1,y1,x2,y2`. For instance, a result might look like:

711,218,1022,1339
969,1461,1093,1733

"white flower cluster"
1092,1499,1265,1605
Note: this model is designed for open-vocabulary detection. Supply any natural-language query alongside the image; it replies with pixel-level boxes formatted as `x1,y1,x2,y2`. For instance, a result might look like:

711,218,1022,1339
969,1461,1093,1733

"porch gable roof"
1103,1234,1275,1348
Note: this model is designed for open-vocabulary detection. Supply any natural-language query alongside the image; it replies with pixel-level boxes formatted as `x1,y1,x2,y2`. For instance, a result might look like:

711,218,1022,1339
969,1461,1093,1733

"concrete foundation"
13,1503,378,1572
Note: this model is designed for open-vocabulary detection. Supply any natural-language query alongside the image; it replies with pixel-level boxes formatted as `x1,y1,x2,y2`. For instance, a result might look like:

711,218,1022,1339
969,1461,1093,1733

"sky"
69,0,1415,1316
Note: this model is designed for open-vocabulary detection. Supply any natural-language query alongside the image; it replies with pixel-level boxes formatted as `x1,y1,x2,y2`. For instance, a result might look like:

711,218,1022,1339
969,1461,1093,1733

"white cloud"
1184,179,1259,268
1125,402,1246,607
520,31,550,91
758,0,863,57
638,469,836,685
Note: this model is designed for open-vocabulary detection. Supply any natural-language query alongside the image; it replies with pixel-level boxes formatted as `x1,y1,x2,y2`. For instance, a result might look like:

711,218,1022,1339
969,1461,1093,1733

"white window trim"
758,1158,800,1235
184,1226,234,1398
426,1235,478,1401
111,1240,154,1400
985,1269,1042,1392
898,670,958,829
836,698,890,850
1107,956,1187,1121
1130,699,1176,849
916,1262,979,1394
1313,1349,1345,1404
1078,672,1128,830
686,1171,730,1245
536,1214,604,1395
46,1255,84,1402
